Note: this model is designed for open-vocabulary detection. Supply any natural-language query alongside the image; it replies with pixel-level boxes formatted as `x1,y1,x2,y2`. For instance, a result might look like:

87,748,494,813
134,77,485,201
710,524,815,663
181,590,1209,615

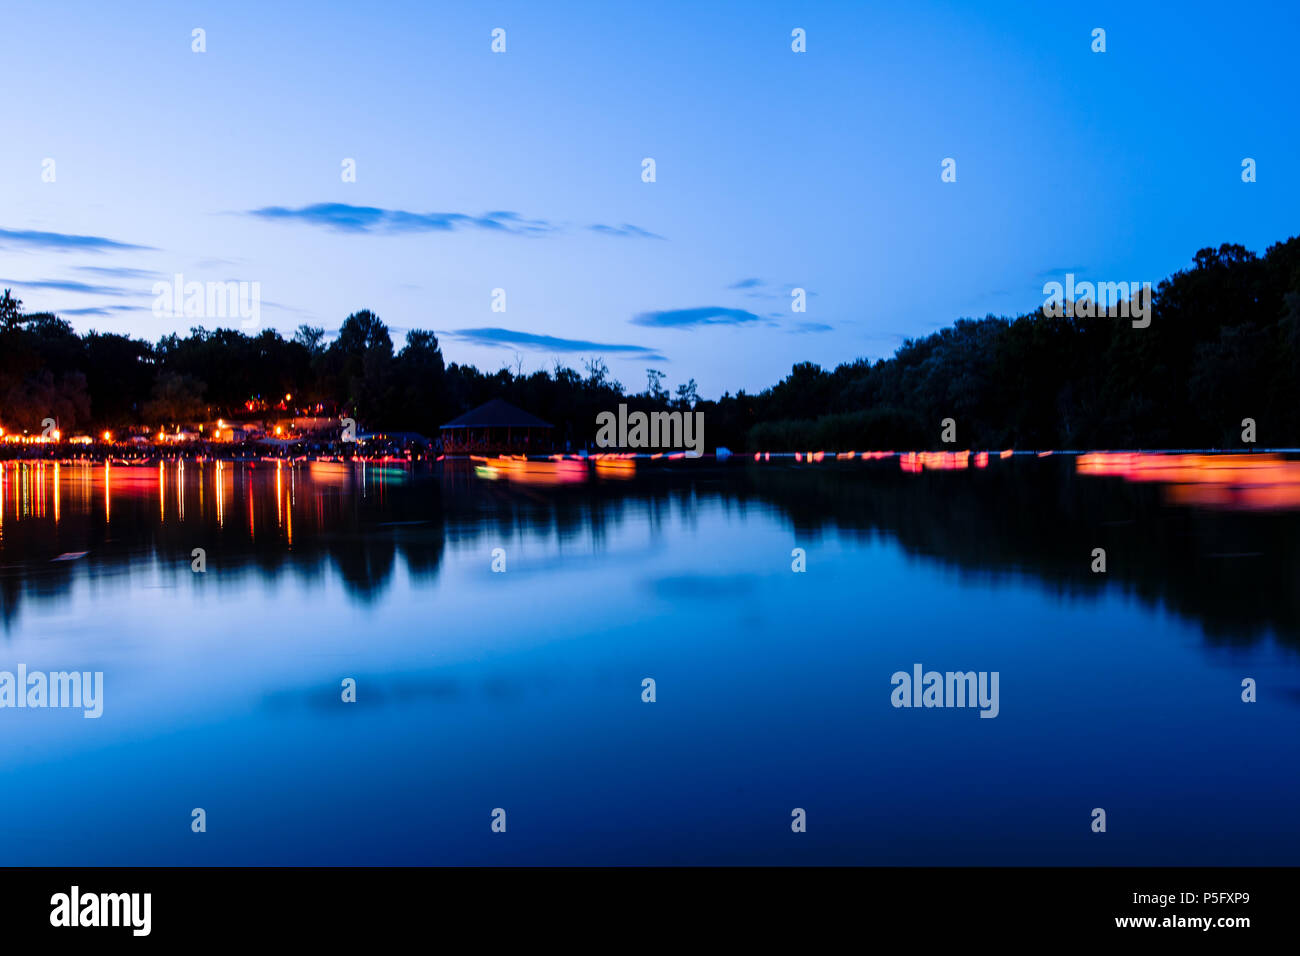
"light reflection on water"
1078,452,1300,510
1,457,1298,865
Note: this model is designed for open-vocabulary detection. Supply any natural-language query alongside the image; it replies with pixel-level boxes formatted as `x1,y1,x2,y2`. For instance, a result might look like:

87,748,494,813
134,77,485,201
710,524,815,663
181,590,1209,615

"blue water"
1,459,1297,864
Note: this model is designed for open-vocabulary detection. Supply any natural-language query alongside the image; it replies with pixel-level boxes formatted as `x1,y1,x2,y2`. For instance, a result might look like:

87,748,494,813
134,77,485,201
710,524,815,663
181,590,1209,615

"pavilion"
439,399,554,457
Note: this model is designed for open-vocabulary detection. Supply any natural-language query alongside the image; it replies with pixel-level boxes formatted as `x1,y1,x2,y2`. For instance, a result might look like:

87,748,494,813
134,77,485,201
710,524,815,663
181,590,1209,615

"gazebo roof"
440,399,553,430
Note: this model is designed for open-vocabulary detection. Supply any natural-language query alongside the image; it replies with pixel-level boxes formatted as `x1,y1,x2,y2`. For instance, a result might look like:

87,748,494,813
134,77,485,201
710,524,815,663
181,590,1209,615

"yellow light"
285,393,292,402
102,431,112,442
218,419,225,429
275,426,283,436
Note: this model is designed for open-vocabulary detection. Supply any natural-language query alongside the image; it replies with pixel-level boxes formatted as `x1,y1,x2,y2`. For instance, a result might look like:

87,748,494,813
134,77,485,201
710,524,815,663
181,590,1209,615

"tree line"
2,234,1299,450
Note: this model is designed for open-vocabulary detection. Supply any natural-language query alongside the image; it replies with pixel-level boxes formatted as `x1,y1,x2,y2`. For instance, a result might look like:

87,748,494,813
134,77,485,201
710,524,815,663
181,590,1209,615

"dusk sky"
2,0,1297,397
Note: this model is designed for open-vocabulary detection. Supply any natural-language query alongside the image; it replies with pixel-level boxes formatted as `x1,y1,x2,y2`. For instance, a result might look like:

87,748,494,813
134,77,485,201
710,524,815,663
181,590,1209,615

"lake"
1,454,1298,864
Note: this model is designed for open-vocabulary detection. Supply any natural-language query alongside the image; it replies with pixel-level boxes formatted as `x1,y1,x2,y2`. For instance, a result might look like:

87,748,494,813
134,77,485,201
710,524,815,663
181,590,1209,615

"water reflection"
1078,451,1300,511
3,456,1300,650
3,454,1300,866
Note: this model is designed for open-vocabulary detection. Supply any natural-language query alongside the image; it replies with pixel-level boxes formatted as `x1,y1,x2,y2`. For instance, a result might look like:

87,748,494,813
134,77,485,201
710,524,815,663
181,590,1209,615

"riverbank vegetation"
2,236,1298,451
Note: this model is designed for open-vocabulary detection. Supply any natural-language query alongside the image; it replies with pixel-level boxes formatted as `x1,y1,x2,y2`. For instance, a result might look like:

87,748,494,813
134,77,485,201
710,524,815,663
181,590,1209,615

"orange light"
275,426,283,436
1077,452,1300,512
285,393,292,402
102,431,112,442
899,450,971,474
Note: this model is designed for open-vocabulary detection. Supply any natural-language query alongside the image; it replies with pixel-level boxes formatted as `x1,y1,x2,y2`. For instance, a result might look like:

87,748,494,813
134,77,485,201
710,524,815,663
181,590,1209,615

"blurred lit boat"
471,455,587,485
1077,452,1300,511
593,455,636,479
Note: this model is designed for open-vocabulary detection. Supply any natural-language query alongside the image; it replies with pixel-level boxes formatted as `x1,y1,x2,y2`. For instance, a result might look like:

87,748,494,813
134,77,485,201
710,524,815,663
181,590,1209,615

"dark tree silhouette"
2,235,1299,450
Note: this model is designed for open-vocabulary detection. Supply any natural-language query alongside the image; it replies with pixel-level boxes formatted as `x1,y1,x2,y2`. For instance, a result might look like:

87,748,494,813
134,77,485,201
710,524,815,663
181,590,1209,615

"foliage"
2,237,1299,449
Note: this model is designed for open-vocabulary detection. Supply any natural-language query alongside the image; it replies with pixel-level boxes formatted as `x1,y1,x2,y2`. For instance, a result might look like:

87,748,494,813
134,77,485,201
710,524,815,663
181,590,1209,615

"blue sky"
1,0,1297,396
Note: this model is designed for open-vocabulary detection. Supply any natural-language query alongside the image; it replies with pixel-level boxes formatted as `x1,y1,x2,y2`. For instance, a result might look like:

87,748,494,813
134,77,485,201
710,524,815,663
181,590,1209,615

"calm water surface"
1,456,1298,864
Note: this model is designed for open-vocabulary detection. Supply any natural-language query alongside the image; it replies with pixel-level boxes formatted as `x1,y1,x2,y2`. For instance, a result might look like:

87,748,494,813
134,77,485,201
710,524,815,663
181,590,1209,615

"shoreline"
2,447,1297,465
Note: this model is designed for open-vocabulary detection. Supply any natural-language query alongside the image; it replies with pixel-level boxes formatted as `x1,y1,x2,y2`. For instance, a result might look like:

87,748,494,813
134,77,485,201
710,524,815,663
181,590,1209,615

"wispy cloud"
788,321,833,334
0,277,136,297
726,278,817,302
245,203,557,236
631,306,762,328
245,204,664,242
55,304,139,317
0,226,151,252
588,223,665,240
448,327,666,361
74,265,163,280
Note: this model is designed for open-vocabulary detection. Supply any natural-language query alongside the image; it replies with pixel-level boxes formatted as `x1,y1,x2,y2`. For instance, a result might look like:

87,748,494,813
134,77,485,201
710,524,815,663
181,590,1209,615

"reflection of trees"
2,461,1298,649
0,465,448,630
438,462,1300,648
737,461,1300,648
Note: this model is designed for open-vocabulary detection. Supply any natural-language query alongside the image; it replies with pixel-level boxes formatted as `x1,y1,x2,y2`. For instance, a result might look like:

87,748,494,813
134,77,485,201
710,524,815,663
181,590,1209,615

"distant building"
210,422,262,443
440,399,554,457
292,416,338,435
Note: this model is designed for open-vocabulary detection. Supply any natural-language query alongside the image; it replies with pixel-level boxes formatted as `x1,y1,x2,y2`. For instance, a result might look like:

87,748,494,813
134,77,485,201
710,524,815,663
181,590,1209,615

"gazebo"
440,399,554,457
